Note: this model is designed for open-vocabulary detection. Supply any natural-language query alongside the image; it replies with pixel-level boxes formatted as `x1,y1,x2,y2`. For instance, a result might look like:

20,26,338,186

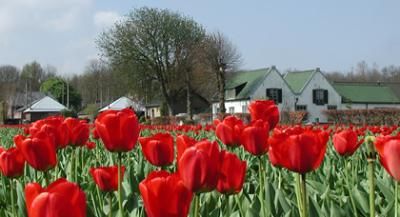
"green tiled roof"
226,68,270,99
333,82,400,103
284,70,315,94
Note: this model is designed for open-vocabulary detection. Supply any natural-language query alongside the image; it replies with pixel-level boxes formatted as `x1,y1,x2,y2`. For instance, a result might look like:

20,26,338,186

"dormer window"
225,89,236,99
266,88,282,104
313,89,328,105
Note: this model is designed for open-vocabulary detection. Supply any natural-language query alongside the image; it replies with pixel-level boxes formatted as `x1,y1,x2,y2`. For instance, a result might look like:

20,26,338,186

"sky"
1,0,399,76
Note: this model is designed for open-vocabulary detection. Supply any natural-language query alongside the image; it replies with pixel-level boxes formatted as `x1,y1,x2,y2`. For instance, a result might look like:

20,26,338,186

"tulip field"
0,100,400,217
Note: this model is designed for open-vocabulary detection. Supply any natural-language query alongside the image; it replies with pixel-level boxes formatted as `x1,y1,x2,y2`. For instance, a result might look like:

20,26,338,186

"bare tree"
204,31,242,115
0,65,19,102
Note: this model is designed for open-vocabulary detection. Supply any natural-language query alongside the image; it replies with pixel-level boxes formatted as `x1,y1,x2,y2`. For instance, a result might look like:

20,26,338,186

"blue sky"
1,0,399,75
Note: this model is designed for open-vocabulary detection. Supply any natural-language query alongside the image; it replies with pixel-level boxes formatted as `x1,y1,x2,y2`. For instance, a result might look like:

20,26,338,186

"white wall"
296,71,342,123
212,100,250,117
251,68,295,112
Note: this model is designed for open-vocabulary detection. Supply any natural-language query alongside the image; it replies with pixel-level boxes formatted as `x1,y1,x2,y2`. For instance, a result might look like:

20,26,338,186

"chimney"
316,67,321,72
271,65,276,70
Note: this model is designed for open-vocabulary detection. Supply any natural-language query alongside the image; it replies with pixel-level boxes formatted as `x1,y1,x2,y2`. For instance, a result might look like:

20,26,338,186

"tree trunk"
218,70,226,115
185,71,193,120
159,81,175,116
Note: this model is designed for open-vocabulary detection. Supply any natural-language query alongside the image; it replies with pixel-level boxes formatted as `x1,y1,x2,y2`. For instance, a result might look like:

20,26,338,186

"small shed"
23,96,67,122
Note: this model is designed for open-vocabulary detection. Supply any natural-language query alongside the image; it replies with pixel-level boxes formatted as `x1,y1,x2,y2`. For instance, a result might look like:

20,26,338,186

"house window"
327,105,337,110
266,88,282,104
242,105,248,113
295,105,307,111
313,89,328,105
229,107,235,114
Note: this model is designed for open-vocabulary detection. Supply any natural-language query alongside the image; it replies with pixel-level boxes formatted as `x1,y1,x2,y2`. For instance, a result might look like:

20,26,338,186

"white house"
212,66,400,123
212,66,293,116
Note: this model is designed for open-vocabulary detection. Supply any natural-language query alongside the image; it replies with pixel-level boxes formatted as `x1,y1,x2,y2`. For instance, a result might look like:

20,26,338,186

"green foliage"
40,77,82,111
160,102,169,116
82,103,99,117
97,7,206,114
60,109,77,118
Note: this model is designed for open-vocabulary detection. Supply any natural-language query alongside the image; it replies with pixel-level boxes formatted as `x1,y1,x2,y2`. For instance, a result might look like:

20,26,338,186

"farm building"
5,92,47,124
22,96,67,122
212,66,400,123
99,96,145,113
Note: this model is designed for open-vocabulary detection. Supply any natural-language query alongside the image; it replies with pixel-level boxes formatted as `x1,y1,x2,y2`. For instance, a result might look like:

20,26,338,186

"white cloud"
94,11,121,29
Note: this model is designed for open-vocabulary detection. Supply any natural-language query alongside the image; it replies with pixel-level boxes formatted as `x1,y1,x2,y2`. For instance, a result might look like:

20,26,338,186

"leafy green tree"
40,77,82,111
97,7,206,115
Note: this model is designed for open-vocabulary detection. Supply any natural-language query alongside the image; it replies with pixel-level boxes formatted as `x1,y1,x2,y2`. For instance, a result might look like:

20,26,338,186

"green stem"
295,174,303,217
345,159,358,217
225,195,230,216
118,152,123,217
70,148,75,182
193,194,200,217
394,180,399,217
300,173,308,217
109,192,113,217
258,157,266,217
44,171,50,186
75,148,79,183
10,179,16,217
368,159,375,217
234,194,245,217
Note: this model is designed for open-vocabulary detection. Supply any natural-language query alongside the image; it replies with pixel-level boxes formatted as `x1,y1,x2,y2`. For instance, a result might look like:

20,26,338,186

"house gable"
293,68,342,122
252,66,295,110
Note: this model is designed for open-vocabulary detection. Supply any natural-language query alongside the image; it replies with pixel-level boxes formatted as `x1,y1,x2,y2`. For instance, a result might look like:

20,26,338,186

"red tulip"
215,115,244,147
248,100,279,129
64,118,90,147
333,129,363,156
268,126,329,174
92,128,99,139
0,147,25,178
178,140,220,192
375,135,400,181
217,150,247,194
25,178,86,217
176,135,197,162
241,120,270,155
139,133,174,167
29,117,69,149
95,108,140,152
139,171,193,217
14,132,57,171
89,166,125,192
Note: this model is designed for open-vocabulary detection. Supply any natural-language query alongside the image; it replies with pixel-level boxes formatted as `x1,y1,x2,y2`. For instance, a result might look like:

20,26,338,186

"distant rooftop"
24,96,67,113
332,82,400,104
